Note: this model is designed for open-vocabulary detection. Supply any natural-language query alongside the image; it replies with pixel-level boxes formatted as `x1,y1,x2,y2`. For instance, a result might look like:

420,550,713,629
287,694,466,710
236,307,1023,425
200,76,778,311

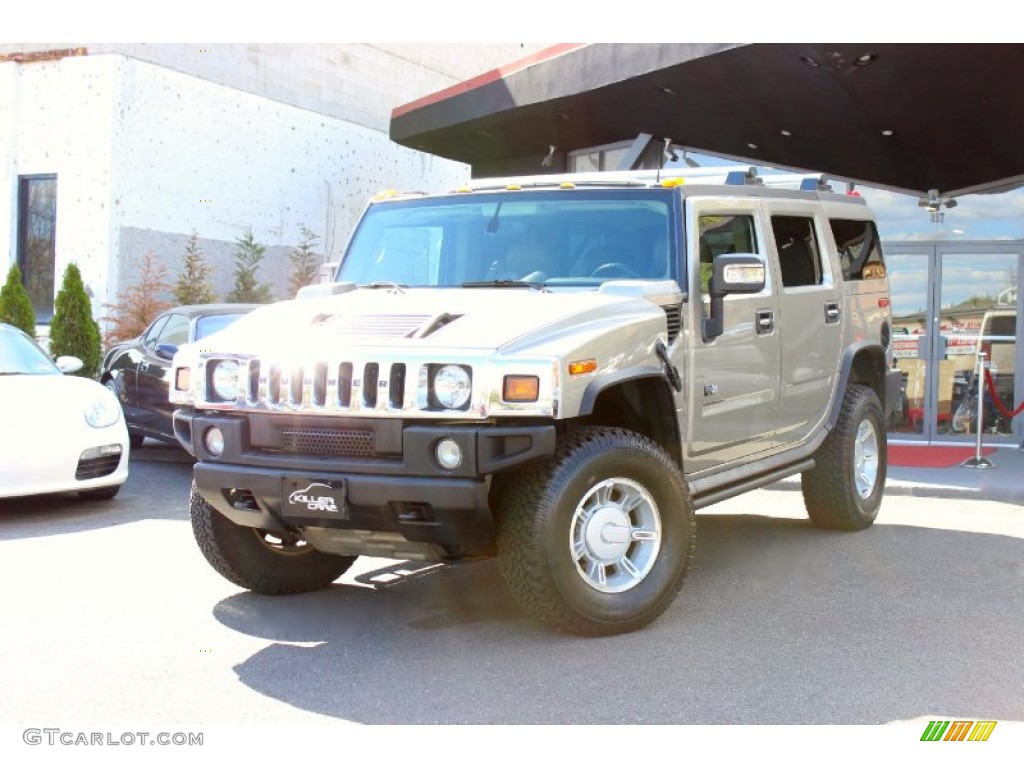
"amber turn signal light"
503,375,539,402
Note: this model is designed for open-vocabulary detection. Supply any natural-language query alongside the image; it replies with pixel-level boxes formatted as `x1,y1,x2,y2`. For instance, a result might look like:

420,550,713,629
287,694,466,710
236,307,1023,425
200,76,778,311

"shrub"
101,251,172,346
173,231,216,306
49,263,102,378
0,264,37,335
288,225,321,297
225,227,273,304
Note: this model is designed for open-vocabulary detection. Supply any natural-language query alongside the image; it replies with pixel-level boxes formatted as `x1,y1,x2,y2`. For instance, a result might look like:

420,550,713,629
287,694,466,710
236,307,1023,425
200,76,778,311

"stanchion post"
962,350,996,469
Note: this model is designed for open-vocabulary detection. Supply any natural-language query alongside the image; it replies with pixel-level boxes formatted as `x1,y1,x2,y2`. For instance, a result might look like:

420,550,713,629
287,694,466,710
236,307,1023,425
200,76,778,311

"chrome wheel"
853,419,879,499
570,477,662,593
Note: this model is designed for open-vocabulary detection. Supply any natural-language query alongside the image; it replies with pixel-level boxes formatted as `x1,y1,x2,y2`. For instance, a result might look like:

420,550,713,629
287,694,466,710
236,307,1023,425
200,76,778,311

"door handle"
756,309,775,334
825,301,841,324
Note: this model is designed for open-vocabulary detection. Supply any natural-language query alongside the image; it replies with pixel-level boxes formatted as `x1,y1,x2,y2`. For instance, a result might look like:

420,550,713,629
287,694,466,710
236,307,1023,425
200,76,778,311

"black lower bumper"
178,410,556,552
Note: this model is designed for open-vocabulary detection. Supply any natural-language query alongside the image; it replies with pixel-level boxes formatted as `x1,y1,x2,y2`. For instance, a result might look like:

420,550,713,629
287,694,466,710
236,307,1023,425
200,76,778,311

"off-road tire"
802,384,886,531
497,427,694,636
190,483,355,594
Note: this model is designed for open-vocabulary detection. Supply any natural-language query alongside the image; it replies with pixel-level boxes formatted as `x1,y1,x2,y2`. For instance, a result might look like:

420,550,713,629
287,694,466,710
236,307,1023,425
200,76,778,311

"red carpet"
889,445,997,468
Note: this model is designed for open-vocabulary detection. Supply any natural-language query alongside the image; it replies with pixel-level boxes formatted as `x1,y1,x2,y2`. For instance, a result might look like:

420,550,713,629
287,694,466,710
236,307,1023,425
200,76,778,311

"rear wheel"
802,385,886,531
190,483,356,594
497,427,694,636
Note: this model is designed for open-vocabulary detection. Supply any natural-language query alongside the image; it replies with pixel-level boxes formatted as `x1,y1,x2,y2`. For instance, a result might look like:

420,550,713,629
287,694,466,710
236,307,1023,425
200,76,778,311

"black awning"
390,43,1024,198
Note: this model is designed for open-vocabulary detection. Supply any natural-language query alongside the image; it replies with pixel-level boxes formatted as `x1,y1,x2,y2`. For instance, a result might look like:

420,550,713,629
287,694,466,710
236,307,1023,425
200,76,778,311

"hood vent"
661,303,682,343
410,312,463,338
317,314,433,337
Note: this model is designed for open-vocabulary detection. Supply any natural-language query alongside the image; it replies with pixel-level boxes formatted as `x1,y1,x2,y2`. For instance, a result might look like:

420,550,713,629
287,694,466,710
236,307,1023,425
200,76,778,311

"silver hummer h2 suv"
170,166,902,636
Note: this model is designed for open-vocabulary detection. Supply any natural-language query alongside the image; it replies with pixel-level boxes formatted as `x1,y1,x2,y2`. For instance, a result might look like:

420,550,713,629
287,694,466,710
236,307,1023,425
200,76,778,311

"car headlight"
432,364,472,410
210,360,240,402
85,387,122,429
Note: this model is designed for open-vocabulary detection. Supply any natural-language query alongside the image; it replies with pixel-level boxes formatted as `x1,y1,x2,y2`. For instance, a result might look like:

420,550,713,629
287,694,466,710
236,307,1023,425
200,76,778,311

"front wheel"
802,384,887,530
190,483,356,594
497,427,694,636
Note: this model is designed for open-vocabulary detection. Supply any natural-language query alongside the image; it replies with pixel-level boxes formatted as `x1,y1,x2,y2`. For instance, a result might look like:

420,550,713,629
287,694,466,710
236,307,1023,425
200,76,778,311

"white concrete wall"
1,55,121,314
0,44,548,133
2,49,490,321
110,55,472,303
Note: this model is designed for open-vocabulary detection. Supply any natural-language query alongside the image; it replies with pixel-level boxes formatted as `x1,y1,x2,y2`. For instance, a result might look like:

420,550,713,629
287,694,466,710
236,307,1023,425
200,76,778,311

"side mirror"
155,343,179,361
702,254,766,342
56,355,84,374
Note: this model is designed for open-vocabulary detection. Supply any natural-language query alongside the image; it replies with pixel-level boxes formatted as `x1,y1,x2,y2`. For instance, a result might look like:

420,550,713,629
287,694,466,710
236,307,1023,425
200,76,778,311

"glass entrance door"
886,242,1021,443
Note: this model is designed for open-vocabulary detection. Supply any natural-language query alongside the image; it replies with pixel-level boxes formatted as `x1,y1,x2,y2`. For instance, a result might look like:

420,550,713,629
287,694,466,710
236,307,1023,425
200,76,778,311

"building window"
568,141,631,172
16,175,58,322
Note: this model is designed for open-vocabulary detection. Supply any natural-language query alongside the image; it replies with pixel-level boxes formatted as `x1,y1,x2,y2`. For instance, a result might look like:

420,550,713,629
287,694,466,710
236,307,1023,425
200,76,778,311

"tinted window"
771,215,823,288
16,175,58,322
195,313,246,340
697,214,758,297
830,219,886,280
157,314,191,347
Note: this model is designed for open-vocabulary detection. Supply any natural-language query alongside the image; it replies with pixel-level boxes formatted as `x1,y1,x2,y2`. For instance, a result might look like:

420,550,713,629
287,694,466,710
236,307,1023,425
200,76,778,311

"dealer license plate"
281,477,348,518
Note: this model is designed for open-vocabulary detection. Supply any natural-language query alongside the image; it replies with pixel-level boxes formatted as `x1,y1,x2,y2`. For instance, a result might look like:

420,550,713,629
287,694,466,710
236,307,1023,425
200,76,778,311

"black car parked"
100,304,260,447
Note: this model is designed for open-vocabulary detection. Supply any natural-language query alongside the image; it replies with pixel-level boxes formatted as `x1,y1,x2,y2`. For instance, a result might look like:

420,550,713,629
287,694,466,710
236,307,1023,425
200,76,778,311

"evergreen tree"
226,227,273,304
0,264,37,335
49,263,102,378
288,225,321,297
173,231,216,306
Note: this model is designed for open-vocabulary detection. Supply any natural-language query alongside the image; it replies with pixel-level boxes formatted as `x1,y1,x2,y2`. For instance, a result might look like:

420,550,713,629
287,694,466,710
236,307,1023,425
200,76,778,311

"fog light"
435,438,463,471
204,427,225,457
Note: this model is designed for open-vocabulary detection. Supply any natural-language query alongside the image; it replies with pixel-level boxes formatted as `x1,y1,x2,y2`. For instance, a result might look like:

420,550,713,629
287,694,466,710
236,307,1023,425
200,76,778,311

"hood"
1,374,114,431
196,286,672,358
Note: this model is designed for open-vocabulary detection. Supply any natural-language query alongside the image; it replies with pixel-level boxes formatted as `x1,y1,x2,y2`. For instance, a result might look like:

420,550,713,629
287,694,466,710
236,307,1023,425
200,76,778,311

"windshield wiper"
461,280,548,291
363,281,408,292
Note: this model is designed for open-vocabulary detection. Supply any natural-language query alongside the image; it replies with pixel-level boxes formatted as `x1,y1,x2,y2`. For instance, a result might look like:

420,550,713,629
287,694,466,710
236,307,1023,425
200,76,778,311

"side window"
830,219,886,280
697,214,758,298
771,215,823,288
155,314,190,348
142,315,169,347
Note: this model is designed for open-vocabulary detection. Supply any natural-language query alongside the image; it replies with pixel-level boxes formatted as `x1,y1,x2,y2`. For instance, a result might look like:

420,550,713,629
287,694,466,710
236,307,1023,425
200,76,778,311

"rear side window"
830,219,886,280
771,215,823,288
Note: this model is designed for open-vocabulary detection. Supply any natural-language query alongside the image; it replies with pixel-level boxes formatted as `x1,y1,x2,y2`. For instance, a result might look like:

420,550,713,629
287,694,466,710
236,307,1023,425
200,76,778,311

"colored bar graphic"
920,719,996,742
944,721,973,741
921,721,949,741
968,721,997,741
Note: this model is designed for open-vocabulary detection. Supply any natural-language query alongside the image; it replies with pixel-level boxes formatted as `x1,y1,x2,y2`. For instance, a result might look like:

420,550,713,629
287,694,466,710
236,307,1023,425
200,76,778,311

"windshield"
195,313,248,341
0,327,60,375
336,189,677,288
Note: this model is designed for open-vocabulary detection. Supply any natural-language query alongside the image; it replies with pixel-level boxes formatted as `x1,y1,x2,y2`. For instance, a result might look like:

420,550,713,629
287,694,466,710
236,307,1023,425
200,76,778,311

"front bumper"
176,409,556,554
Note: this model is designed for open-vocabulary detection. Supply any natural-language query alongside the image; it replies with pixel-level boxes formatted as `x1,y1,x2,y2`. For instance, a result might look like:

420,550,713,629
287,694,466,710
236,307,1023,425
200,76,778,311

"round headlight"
211,360,240,402
433,365,471,410
85,388,122,429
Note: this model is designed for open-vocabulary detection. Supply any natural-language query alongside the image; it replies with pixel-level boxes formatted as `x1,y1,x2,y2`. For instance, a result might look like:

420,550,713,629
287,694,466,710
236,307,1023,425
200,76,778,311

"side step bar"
691,459,815,510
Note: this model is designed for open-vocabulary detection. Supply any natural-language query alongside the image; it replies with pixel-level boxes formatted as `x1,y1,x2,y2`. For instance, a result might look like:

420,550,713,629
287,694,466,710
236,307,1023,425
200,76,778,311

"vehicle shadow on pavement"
0,443,194,540
215,513,1024,725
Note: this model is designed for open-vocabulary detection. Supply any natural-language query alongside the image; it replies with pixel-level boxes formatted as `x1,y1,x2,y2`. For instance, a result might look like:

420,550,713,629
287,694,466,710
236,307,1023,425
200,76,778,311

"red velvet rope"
983,368,1024,419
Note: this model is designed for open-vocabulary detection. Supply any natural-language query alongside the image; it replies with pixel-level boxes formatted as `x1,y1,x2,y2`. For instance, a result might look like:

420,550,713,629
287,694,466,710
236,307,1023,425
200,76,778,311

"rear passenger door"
763,204,842,445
